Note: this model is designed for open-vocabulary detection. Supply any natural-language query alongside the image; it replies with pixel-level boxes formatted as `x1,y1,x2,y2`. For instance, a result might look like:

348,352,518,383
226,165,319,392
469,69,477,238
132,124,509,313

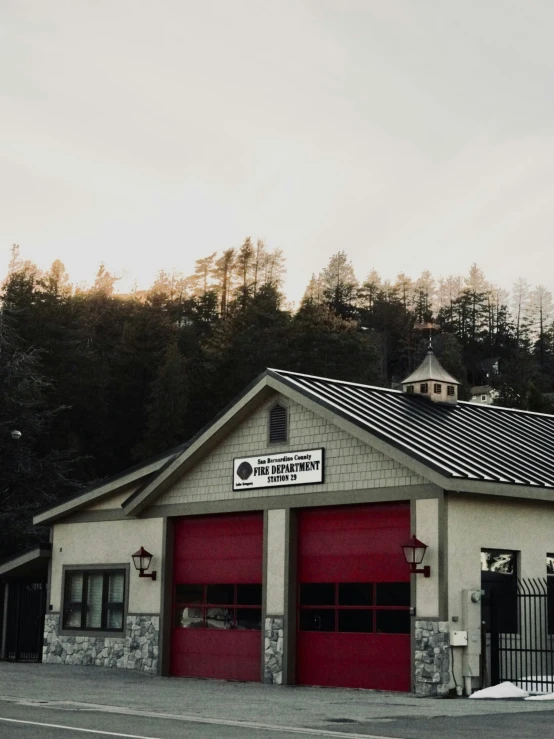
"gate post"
490,588,500,685
0,582,8,660
13,583,21,661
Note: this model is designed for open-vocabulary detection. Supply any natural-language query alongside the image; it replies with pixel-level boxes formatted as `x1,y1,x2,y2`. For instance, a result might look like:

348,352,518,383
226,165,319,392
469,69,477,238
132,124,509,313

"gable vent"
269,404,287,443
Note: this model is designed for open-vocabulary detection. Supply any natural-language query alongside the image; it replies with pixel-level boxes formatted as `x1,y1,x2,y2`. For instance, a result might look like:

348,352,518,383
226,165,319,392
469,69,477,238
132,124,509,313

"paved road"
1,664,554,738
2,695,554,739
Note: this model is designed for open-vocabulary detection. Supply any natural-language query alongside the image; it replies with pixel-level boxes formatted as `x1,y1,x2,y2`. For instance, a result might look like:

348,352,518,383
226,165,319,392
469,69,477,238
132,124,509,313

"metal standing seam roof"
268,368,554,489
401,349,460,386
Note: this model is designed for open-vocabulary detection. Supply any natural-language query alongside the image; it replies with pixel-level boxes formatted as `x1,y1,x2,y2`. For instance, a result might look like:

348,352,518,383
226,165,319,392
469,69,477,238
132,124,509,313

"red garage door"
171,512,263,681
297,503,411,692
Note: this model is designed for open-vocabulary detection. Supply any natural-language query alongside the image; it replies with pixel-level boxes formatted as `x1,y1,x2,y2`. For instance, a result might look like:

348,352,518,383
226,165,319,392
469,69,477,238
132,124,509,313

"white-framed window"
63,569,126,632
434,383,442,394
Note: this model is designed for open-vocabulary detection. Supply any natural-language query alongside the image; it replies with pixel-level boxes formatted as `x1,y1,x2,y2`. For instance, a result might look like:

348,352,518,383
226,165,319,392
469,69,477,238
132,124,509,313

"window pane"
68,572,83,602
547,554,554,576
85,573,104,628
206,584,234,605
339,583,372,606
237,584,262,605
376,610,410,634
107,607,123,630
206,607,234,629
175,584,204,604
175,606,204,628
338,610,373,633
64,606,82,628
236,608,262,630
299,609,335,632
299,583,334,606
376,583,410,606
108,572,125,603
481,550,516,575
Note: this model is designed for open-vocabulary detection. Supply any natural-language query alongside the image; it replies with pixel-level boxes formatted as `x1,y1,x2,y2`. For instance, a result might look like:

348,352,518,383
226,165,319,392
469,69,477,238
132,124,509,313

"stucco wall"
156,395,426,507
50,518,164,613
447,494,554,620
446,493,554,690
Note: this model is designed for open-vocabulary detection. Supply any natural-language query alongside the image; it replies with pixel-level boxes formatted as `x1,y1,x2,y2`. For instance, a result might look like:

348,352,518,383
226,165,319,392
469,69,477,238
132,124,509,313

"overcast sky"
1,0,553,304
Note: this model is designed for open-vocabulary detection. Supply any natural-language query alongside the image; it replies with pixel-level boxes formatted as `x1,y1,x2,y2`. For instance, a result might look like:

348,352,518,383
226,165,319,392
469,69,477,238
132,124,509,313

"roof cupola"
401,341,460,404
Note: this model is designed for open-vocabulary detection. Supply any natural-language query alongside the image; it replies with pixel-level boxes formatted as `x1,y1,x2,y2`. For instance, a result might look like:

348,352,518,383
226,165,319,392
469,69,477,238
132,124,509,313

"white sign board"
233,448,324,491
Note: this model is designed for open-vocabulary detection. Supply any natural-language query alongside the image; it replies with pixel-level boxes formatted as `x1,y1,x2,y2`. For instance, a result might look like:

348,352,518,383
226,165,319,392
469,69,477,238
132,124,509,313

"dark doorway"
0,544,51,663
2,580,47,661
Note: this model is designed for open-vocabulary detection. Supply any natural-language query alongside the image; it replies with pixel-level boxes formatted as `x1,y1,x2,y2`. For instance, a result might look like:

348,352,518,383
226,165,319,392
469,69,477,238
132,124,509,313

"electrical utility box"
450,630,468,646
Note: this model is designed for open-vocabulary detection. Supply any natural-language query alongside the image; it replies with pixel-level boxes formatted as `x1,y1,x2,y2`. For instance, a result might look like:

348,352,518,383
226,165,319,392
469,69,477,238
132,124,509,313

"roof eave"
0,544,52,579
445,479,554,501
33,453,179,526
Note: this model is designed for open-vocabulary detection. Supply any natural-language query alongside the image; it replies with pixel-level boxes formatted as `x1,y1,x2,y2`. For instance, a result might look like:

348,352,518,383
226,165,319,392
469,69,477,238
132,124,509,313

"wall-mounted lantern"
401,535,431,578
132,547,157,581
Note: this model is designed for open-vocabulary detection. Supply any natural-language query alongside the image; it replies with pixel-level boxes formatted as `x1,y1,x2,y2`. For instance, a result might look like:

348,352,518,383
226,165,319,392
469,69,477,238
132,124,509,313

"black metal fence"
1,581,46,662
490,578,554,693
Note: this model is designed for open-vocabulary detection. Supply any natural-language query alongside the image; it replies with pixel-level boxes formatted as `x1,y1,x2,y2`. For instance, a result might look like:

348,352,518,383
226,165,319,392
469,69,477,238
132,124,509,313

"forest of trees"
1,240,554,559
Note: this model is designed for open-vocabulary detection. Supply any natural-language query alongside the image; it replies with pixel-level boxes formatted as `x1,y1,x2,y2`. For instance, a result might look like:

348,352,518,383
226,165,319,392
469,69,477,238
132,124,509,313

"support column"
264,509,287,685
413,496,450,696
415,498,440,619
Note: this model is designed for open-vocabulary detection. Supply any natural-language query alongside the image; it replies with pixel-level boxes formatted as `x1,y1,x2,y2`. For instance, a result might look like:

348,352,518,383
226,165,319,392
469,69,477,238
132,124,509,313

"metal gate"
490,578,554,692
2,581,47,662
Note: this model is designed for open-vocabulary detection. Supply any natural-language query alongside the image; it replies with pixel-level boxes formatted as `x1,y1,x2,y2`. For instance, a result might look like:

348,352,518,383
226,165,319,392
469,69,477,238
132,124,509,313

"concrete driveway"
1,663,553,738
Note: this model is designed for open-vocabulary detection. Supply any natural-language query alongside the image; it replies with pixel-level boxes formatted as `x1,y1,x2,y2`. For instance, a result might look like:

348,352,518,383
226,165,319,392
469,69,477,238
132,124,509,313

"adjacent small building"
13,349,554,696
469,385,499,405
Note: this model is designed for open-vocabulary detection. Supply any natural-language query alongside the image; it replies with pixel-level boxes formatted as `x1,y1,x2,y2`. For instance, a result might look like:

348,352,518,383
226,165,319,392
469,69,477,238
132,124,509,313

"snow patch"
469,682,529,699
516,677,554,695
526,692,554,701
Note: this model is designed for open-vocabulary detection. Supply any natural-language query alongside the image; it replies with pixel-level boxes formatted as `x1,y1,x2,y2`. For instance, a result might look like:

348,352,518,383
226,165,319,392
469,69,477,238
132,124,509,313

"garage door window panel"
338,610,373,633
299,609,335,632
299,582,410,634
174,583,262,631
339,583,372,606
207,584,234,605
300,583,335,606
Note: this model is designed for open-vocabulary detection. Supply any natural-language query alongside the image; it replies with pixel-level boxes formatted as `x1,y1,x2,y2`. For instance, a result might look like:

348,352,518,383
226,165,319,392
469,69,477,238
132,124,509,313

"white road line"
0,718,160,738
0,714,402,739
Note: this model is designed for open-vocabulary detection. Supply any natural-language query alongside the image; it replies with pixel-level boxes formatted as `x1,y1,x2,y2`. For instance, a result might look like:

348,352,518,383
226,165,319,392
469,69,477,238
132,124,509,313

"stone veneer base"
43,613,159,674
264,616,284,684
414,620,450,696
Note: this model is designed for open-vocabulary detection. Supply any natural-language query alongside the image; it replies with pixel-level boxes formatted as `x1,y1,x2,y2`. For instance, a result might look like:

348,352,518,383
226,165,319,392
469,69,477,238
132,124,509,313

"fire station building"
28,352,554,696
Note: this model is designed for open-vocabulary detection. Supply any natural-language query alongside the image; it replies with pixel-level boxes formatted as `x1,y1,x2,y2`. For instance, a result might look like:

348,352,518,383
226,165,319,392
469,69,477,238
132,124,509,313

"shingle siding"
157,395,425,506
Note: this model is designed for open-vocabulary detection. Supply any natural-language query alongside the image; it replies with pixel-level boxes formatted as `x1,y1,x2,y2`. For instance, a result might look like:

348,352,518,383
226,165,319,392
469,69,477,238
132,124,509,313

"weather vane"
413,321,440,349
